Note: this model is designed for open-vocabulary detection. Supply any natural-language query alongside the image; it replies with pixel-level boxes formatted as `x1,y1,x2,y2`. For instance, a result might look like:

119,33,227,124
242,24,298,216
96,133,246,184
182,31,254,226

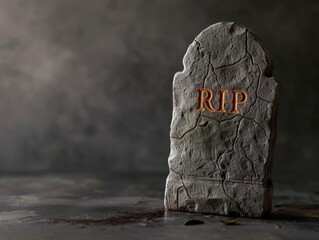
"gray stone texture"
165,22,280,217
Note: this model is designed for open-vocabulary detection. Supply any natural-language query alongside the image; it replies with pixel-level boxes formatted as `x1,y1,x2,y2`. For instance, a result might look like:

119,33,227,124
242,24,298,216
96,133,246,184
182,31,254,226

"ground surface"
0,173,318,240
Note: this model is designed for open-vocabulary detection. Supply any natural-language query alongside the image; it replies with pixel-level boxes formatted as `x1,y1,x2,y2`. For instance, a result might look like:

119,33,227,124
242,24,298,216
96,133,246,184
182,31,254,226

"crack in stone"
241,142,258,179
215,54,247,70
175,186,183,209
171,53,211,140
218,117,244,162
173,174,267,186
206,188,211,198
251,176,258,193
245,53,261,117
221,173,245,215
194,39,202,53
242,116,270,139
202,114,269,140
170,168,192,200
216,149,226,174
215,30,248,70
201,114,240,124
232,118,243,150
211,62,222,88
196,162,206,172
171,113,201,139
258,96,272,103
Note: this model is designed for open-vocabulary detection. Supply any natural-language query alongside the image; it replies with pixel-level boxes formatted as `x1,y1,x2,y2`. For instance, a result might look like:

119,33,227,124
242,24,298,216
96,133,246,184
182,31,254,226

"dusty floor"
0,173,318,240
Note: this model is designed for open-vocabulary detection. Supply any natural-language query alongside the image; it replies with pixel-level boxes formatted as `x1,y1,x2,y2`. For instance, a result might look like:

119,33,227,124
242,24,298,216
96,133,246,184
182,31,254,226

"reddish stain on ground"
50,209,165,226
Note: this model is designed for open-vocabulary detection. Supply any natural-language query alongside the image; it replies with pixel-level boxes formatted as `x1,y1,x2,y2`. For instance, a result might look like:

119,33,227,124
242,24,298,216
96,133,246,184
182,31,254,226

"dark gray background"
0,0,317,184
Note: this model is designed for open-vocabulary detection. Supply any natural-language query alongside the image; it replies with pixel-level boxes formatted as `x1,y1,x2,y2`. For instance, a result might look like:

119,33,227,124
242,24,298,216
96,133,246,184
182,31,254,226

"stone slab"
165,22,280,217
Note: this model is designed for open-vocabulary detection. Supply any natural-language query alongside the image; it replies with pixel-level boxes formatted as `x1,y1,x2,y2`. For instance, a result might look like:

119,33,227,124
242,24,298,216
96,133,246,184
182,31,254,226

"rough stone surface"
164,22,280,218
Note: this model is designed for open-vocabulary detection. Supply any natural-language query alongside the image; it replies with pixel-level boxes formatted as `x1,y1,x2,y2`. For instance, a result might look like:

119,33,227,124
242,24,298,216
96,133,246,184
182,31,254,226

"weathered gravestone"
164,22,280,218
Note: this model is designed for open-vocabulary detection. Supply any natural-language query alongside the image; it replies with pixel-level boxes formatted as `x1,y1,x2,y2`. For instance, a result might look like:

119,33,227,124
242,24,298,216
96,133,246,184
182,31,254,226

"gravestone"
164,22,280,218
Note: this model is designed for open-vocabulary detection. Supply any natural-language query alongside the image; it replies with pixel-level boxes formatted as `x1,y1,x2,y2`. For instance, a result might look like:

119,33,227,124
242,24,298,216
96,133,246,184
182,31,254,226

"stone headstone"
164,22,280,218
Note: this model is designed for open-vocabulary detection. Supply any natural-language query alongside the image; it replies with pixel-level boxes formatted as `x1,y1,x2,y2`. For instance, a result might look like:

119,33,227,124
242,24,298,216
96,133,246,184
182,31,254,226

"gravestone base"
165,172,273,218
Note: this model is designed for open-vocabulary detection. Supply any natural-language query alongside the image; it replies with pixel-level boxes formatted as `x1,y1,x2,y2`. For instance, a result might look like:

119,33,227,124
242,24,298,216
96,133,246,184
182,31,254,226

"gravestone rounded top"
194,22,272,74
165,22,280,218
